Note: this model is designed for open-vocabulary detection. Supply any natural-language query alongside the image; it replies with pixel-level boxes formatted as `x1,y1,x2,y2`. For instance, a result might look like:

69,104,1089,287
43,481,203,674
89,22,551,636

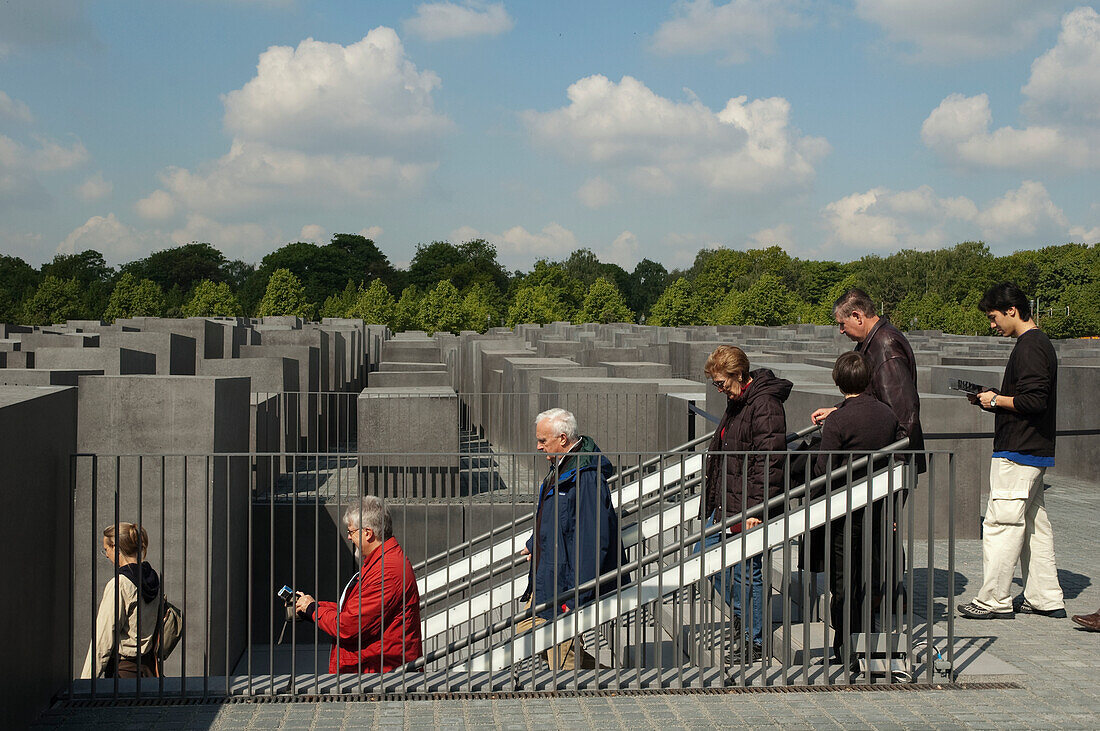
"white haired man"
517,408,628,669
296,496,423,672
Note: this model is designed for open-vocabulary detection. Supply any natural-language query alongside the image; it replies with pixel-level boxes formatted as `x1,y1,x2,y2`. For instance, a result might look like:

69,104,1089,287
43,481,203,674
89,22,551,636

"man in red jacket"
296,496,422,673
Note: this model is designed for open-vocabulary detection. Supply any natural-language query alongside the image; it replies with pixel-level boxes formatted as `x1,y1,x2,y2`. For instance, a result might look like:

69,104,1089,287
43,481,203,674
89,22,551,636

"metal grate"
56,681,1021,708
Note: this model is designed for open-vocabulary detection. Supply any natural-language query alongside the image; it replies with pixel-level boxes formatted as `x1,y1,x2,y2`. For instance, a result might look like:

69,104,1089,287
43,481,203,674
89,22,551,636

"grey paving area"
33,474,1100,729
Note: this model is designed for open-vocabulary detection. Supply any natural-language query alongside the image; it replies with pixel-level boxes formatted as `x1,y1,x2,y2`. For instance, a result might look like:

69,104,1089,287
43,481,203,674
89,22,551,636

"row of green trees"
2,237,1097,338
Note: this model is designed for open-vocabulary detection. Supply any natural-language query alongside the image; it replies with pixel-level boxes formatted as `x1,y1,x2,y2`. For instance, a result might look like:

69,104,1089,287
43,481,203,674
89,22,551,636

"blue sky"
2,0,1098,272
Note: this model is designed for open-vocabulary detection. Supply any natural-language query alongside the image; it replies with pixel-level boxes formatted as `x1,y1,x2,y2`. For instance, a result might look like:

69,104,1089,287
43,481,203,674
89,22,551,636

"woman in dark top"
812,352,901,665
699,345,793,661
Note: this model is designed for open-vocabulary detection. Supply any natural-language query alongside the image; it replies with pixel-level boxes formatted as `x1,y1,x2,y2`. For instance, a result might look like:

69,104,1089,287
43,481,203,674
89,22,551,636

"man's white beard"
354,546,362,564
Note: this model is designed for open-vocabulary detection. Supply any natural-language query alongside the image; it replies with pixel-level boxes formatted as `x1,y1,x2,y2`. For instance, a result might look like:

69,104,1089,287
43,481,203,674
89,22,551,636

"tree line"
2,236,1097,338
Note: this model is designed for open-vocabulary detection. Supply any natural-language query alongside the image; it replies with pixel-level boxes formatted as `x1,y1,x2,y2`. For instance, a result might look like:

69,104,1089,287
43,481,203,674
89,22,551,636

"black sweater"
812,393,902,479
994,328,1057,457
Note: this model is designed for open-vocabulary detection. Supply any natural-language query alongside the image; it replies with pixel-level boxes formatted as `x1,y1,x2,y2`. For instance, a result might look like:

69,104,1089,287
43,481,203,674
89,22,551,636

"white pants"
975,457,1064,613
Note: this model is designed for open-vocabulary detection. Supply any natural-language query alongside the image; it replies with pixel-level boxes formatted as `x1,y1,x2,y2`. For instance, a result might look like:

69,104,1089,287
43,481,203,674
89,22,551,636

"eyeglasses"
711,375,741,391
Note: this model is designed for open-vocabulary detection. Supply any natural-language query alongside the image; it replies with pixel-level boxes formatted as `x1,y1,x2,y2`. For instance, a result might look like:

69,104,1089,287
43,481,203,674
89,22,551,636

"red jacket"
311,536,423,673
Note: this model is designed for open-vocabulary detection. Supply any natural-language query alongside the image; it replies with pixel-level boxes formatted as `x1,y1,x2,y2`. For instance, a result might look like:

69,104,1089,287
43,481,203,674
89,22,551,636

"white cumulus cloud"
358,225,384,241
855,0,1066,62
921,93,1088,169
76,172,112,201
58,213,168,263
452,222,580,262
524,74,828,197
299,224,327,243
222,28,450,155
604,231,640,268
973,180,1068,238
748,223,794,249
651,0,810,63
1022,6,1100,123
135,189,176,220
0,119,88,211
156,141,435,215
31,136,89,171
1070,223,1100,242
452,223,647,269
922,8,1100,170
576,176,616,209
0,132,87,173
0,90,32,123
821,181,1077,253
142,27,449,227
170,214,284,263
404,1,514,41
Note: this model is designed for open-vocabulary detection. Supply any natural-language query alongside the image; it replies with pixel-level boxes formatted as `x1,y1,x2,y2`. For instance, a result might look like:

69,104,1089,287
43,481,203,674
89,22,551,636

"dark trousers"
829,502,887,655
106,653,157,678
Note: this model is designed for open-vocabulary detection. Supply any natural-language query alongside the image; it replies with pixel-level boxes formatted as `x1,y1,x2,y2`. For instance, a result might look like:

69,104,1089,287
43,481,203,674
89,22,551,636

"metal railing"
65,437,955,699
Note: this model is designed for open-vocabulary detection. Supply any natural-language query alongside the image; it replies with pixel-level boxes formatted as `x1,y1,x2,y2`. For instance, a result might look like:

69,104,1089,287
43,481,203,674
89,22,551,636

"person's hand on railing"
745,517,762,529
520,546,531,562
810,406,836,425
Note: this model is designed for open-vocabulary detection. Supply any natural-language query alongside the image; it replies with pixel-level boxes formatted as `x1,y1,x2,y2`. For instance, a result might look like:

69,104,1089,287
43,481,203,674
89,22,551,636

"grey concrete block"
753,361,836,387
493,359,606,453
367,370,451,388
241,344,322,449
381,338,440,363
261,315,302,328
199,355,300,394
0,368,103,386
198,357,301,456
18,332,98,349
536,340,585,359
117,317,235,365
2,350,34,367
657,391,710,451
576,346,643,367
99,331,197,375
258,329,331,392
357,386,460,496
537,376,662,459
0,386,76,729
34,345,156,375
1051,365,1100,482
600,361,673,379
73,375,251,679
669,341,725,379
377,361,447,372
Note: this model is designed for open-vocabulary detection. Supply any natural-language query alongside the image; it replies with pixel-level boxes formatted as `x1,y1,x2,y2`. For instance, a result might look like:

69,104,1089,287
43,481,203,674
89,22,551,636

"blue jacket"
524,436,629,620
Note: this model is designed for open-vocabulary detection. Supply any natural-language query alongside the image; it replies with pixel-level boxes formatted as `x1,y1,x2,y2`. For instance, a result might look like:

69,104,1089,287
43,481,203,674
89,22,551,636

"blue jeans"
693,515,765,645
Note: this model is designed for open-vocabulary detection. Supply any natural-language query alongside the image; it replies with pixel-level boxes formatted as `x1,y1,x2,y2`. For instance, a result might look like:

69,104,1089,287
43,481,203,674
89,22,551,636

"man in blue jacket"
517,407,628,669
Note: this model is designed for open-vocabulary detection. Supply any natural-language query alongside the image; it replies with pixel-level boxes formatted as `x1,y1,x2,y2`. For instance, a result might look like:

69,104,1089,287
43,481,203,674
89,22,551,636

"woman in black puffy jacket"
700,345,792,660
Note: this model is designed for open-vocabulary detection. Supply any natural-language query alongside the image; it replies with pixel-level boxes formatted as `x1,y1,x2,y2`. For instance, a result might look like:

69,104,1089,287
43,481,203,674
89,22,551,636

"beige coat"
80,575,160,678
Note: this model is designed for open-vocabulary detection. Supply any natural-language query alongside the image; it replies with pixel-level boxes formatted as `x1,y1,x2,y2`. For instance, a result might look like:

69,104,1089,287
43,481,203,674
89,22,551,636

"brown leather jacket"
854,318,925,466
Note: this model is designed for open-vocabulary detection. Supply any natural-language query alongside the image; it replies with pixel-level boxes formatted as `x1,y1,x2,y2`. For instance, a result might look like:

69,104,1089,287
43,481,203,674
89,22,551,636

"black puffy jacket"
702,368,793,521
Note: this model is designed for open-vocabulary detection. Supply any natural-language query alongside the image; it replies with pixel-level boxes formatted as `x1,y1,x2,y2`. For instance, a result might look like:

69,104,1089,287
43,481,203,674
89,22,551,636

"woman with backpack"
81,523,161,679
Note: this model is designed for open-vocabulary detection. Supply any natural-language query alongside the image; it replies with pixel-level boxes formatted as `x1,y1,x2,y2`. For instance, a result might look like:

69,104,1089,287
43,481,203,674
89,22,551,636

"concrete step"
771,621,835,667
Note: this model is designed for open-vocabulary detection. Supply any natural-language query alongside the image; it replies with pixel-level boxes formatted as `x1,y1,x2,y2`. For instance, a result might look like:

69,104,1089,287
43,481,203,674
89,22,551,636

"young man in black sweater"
958,283,1065,620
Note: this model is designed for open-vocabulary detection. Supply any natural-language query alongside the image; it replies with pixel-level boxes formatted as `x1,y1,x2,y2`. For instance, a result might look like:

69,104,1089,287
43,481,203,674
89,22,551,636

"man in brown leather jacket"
812,288,925,469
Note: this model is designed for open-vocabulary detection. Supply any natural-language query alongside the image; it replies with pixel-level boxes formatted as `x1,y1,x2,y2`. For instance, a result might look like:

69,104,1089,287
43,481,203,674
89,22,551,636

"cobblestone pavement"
34,474,1099,730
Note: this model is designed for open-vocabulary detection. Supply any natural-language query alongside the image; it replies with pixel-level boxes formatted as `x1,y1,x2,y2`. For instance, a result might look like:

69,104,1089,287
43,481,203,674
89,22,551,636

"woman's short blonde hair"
104,523,148,559
704,345,750,381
